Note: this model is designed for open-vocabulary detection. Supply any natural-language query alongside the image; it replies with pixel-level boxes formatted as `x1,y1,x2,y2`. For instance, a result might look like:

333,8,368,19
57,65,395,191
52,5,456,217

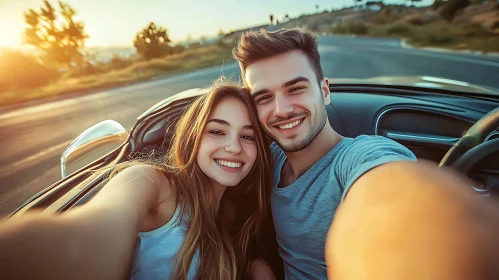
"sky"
0,0,433,48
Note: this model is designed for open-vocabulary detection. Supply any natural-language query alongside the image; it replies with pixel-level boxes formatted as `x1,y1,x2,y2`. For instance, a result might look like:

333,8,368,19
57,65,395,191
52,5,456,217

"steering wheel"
439,105,499,174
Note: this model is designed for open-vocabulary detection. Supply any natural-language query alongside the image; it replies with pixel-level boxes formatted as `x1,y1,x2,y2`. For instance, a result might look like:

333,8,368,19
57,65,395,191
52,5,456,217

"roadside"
2,2,498,110
0,43,235,109
325,3,499,55
400,38,499,57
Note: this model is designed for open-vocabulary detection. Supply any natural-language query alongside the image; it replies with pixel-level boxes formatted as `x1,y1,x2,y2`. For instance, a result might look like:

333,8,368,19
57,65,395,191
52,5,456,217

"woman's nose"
224,137,242,154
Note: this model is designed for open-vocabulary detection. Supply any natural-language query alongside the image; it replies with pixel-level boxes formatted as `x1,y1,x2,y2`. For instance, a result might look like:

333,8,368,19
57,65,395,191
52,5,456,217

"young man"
233,28,417,279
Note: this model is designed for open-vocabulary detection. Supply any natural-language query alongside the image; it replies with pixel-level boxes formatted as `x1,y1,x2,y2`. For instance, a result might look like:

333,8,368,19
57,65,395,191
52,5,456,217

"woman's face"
197,95,258,187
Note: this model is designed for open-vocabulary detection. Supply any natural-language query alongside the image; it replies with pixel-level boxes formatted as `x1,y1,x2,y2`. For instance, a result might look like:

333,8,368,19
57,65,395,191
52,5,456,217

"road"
1,35,498,215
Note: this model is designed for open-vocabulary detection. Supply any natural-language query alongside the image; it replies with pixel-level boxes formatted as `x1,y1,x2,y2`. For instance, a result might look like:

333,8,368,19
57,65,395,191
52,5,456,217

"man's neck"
284,124,343,182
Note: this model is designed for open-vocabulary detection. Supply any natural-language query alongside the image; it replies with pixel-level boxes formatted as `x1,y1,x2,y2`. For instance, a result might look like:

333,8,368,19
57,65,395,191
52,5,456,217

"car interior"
10,83,499,216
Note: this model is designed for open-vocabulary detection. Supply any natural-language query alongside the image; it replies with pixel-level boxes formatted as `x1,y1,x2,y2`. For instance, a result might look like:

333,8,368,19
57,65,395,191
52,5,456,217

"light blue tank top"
130,206,200,280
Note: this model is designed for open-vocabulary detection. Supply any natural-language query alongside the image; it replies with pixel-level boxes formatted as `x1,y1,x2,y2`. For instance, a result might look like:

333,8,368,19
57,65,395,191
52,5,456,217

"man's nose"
224,135,242,154
274,95,294,118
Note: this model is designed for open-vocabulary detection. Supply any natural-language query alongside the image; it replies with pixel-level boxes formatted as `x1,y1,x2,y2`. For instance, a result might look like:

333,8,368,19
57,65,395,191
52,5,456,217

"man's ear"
321,77,331,106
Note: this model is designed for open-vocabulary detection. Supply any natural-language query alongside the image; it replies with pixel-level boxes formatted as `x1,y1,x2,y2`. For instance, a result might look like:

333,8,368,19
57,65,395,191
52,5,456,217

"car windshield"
0,0,498,214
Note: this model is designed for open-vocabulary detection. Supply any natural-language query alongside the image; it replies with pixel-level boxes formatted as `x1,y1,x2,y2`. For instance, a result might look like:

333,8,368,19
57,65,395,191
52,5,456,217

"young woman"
0,81,275,280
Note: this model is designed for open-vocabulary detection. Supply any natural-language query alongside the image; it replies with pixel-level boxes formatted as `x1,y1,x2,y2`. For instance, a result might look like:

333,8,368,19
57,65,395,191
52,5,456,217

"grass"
0,44,235,108
330,20,499,53
331,22,368,35
406,22,499,53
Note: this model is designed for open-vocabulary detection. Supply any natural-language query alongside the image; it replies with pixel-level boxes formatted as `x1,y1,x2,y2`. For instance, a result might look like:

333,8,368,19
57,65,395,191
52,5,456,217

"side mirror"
61,120,128,178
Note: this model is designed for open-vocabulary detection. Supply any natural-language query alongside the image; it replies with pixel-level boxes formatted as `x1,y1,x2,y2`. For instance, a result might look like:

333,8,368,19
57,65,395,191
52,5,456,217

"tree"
440,0,470,21
0,50,60,92
315,4,320,12
133,22,171,60
432,0,443,10
23,0,88,67
270,14,274,25
407,0,422,6
284,14,290,21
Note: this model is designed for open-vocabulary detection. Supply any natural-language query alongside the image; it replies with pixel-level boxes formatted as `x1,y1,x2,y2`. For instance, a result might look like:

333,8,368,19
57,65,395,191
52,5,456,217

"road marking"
322,36,499,67
358,45,499,68
0,139,72,179
0,93,105,120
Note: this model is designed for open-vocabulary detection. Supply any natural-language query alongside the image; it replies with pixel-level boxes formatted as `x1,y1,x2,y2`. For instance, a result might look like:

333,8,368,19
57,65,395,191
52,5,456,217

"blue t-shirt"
271,135,417,279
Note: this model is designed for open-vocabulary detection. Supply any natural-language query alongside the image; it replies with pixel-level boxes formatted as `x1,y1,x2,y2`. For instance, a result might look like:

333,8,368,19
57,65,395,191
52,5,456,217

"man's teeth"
215,160,242,168
278,119,302,130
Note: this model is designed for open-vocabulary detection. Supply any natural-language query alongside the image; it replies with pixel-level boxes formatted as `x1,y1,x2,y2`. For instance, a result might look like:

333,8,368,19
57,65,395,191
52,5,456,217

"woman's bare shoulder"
101,164,170,193
113,164,178,232
85,164,174,215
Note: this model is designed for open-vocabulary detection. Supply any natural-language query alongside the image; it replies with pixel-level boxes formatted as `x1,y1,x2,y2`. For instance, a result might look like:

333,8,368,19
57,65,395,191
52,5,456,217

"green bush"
166,44,185,55
440,0,470,21
406,15,424,26
0,50,60,92
410,24,459,45
372,7,401,24
107,56,134,70
462,23,491,38
386,23,412,36
331,22,368,35
67,62,105,78
330,25,348,34
349,23,368,34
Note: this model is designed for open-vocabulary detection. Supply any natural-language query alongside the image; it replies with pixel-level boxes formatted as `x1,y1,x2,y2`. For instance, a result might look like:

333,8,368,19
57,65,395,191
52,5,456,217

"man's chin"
276,138,310,153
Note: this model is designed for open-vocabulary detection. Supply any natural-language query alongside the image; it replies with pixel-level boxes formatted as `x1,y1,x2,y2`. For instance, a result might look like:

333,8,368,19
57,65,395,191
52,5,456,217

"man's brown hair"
232,28,324,85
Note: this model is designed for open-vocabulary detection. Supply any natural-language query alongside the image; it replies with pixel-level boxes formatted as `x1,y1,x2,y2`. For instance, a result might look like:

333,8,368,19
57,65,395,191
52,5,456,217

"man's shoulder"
347,134,406,149
339,134,416,160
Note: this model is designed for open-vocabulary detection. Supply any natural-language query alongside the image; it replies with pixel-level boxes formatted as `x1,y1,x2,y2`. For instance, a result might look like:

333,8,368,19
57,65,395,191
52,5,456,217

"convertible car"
8,75,499,217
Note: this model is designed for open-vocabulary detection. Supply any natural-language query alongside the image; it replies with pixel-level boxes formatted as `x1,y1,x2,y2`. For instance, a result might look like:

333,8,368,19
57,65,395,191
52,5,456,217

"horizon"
0,0,433,48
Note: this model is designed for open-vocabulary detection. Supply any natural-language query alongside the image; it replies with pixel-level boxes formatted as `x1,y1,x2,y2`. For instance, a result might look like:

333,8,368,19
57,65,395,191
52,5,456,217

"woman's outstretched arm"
0,164,165,280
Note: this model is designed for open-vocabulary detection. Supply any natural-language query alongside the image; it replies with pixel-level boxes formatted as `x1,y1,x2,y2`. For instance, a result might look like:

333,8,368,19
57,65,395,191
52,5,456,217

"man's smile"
271,116,306,134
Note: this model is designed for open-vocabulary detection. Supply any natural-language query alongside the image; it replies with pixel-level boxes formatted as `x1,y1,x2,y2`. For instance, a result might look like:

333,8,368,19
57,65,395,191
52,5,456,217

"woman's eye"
241,135,254,141
208,130,224,135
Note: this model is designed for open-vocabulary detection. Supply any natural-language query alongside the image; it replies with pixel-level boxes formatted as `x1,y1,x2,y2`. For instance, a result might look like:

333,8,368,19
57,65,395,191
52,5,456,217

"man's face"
245,50,330,152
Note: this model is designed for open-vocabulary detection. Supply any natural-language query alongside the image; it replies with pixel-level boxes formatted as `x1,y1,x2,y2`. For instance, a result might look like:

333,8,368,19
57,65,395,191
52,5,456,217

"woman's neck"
212,181,227,212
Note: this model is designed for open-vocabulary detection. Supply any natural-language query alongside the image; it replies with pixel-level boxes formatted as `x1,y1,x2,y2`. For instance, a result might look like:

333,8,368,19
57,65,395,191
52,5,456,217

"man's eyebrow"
251,89,269,99
283,76,310,88
207,119,254,130
250,76,310,99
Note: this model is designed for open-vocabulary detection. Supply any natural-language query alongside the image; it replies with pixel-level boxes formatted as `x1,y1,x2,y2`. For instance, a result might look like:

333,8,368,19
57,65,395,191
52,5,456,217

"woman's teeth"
279,119,302,130
215,160,242,168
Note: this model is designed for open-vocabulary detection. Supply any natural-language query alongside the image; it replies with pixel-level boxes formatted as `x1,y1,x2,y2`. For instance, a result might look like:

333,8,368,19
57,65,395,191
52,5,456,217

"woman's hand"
0,164,165,280
249,258,276,280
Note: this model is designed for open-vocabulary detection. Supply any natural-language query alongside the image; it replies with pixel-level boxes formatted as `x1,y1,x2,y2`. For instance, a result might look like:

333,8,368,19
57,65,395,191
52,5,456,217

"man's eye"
290,86,305,92
208,130,224,135
257,95,271,103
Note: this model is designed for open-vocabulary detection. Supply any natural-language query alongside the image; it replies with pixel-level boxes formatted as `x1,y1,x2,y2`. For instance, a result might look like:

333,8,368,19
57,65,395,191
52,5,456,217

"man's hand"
326,161,499,280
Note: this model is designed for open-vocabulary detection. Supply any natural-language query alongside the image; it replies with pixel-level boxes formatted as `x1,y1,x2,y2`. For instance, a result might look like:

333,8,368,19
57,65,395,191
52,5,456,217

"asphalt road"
1,35,499,216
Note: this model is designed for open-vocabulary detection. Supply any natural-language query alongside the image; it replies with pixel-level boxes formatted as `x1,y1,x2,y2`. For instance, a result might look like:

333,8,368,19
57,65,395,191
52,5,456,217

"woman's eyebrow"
208,119,254,130
207,119,230,126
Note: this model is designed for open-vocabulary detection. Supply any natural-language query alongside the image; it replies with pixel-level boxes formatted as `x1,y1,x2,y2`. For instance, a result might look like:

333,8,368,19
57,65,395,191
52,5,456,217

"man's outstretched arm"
327,161,499,280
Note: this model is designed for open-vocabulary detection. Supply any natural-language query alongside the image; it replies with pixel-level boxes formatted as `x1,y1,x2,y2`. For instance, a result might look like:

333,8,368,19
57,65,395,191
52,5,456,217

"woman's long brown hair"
86,79,272,279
